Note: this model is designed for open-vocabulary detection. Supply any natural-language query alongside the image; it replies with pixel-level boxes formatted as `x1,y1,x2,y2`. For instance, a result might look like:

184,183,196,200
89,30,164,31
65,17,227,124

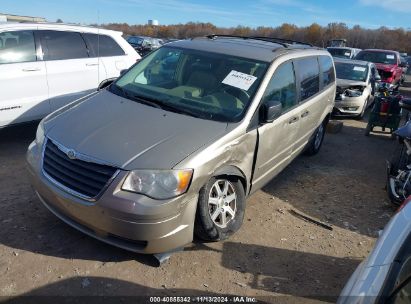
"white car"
0,23,140,128
338,196,411,303
333,58,380,118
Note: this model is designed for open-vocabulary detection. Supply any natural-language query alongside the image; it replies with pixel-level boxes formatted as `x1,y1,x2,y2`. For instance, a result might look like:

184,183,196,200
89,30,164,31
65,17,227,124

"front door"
0,30,49,127
252,61,301,191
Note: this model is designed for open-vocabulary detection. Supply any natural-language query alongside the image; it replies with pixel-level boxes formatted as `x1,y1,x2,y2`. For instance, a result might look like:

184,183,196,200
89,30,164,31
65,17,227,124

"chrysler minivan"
27,36,336,254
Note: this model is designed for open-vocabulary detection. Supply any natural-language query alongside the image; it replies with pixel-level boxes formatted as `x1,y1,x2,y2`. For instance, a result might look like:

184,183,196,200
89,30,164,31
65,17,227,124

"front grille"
42,139,117,199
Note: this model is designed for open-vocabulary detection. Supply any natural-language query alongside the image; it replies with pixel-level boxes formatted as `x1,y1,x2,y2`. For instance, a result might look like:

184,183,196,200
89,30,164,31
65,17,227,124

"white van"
0,23,140,127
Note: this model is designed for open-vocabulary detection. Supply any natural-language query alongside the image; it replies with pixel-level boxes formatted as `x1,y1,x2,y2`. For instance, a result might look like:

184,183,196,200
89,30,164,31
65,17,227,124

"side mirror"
261,100,282,123
120,69,128,76
97,77,117,91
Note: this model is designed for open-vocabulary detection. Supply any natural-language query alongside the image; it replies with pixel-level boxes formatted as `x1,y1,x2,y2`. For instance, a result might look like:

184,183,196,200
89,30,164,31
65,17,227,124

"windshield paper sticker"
344,52,351,56
222,70,257,91
387,54,395,59
353,66,366,72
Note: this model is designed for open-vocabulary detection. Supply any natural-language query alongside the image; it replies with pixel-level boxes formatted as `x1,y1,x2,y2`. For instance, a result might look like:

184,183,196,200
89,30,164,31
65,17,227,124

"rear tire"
305,122,326,156
194,176,245,241
387,142,408,205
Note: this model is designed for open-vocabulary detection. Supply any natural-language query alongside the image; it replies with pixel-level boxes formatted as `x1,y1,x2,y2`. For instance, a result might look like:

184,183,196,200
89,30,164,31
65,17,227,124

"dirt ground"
0,87,408,303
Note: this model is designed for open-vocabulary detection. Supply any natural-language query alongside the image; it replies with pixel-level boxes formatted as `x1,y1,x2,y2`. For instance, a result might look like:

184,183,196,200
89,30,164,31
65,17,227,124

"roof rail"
205,34,288,48
250,36,313,47
204,34,313,48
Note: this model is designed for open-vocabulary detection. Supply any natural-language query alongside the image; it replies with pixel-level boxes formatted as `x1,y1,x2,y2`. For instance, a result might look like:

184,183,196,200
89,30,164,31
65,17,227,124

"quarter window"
38,30,89,60
262,61,297,113
319,56,335,88
0,30,36,64
82,33,125,57
295,57,320,101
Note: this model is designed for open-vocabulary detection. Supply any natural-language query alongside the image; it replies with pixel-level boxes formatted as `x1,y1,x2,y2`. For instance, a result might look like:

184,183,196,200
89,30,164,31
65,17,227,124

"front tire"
194,176,245,241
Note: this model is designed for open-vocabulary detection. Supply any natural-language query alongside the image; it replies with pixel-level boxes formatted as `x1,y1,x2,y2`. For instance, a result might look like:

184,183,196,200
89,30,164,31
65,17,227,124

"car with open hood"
333,58,380,118
26,35,335,255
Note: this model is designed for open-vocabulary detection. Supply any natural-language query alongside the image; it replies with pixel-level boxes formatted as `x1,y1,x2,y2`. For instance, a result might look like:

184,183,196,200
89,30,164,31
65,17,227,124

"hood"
336,79,366,88
375,63,396,72
45,90,229,170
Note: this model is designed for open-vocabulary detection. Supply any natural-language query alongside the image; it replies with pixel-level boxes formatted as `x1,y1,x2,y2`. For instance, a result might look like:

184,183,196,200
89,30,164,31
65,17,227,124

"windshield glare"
112,47,268,122
356,51,397,65
335,62,368,82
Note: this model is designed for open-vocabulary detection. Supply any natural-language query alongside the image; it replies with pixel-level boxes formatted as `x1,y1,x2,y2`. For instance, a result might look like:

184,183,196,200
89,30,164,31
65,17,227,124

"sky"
2,0,411,29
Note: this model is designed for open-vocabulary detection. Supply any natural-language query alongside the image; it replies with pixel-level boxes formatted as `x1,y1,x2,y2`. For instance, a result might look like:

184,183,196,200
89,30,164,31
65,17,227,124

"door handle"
86,63,99,66
288,116,299,124
22,68,40,72
301,110,310,118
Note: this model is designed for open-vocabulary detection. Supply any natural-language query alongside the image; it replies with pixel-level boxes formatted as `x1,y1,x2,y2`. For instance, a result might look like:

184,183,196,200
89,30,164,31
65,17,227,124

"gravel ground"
0,88,406,303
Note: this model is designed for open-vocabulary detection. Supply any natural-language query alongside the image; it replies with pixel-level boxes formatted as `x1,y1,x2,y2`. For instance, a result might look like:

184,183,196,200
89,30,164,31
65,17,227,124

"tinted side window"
38,30,89,60
295,57,320,101
319,55,335,88
262,61,297,113
0,30,36,64
83,33,125,57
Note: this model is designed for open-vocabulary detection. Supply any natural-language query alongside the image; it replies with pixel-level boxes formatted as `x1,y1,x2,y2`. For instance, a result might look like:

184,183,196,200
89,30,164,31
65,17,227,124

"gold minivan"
27,36,336,255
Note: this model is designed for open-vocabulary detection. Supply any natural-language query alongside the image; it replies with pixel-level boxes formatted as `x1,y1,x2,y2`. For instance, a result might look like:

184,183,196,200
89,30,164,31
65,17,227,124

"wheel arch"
212,165,248,195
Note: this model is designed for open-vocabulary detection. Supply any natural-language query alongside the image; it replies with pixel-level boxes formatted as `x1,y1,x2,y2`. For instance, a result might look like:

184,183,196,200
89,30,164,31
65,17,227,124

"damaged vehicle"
333,58,380,118
355,49,404,88
26,36,335,255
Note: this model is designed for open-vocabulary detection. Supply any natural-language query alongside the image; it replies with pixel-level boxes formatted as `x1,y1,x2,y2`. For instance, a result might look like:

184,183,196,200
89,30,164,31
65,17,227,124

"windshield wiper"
112,85,162,109
112,85,204,118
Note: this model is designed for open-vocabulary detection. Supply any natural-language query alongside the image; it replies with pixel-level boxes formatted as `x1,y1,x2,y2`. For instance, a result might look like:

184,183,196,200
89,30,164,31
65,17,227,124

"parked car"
27,36,336,255
0,23,140,128
327,47,361,59
333,58,380,118
329,39,347,47
126,36,162,56
355,49,405,88
338,196,411,303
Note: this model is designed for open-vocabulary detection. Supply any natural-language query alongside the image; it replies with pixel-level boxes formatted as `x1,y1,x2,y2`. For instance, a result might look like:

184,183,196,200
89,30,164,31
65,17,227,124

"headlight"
122,169,193,199
35,119,45,147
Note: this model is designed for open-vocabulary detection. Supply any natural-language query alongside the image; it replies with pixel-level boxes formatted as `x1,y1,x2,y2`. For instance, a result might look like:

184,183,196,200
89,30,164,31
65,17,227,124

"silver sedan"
338,197,411,303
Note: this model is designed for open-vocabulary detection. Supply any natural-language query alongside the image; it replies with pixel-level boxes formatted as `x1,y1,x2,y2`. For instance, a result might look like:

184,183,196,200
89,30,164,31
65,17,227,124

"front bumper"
26,140,198,254
333,95,368,116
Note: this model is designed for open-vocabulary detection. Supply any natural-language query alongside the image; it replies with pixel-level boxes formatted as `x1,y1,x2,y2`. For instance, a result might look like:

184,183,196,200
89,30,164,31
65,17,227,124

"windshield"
111,46,268,122
127,37,143,45
335,62,368,82
356,51,397,65
328,48,352,59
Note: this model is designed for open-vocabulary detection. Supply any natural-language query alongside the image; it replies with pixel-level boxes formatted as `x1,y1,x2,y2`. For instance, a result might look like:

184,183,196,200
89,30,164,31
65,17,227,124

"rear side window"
82,33,125,57
0,30,36,64
319,56,335,88
38,30,89,60
262,61,297,113
295,57,320,101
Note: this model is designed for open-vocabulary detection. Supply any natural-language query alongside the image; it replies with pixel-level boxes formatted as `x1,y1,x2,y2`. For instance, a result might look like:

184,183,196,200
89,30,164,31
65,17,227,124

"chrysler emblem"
67,149,76,160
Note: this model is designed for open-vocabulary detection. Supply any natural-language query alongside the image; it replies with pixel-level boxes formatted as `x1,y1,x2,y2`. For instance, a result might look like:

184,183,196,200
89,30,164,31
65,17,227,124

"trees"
102,21,411,53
